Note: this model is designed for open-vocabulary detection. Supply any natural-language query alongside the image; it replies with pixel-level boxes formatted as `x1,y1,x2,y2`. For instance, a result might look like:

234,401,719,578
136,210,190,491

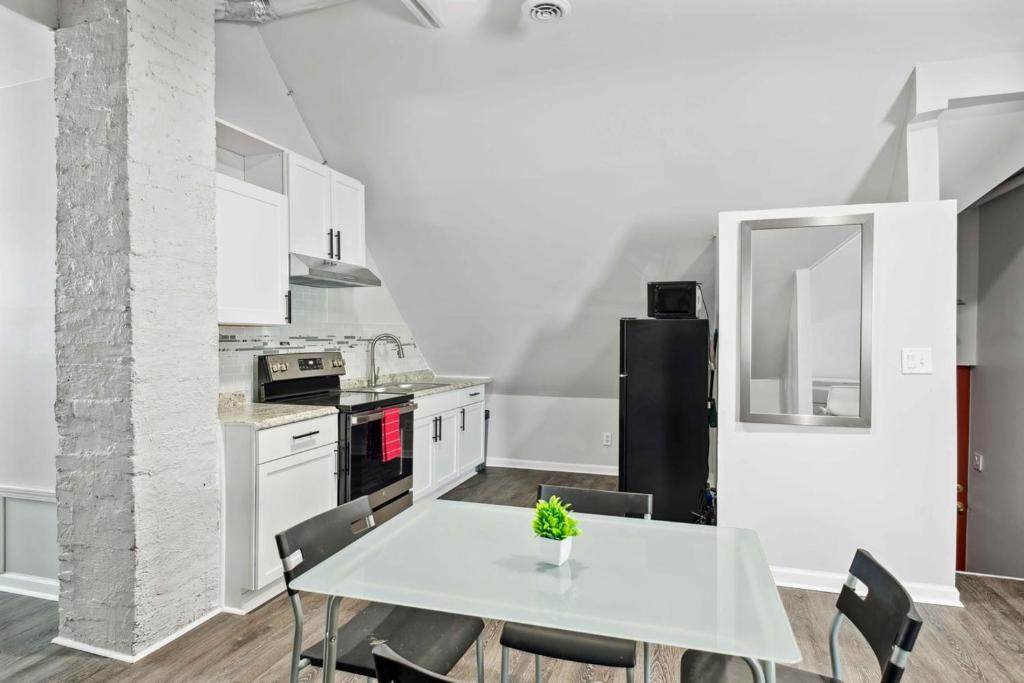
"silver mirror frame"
739,214,873,428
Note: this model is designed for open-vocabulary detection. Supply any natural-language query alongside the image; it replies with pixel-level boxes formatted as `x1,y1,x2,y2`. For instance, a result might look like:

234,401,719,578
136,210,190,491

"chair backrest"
537,484,653,519
833,549,923,683
372,644,460,683
275,495,375,594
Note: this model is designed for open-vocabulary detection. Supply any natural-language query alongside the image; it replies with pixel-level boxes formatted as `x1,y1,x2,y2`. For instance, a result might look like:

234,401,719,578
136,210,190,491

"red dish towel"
381,408,402,462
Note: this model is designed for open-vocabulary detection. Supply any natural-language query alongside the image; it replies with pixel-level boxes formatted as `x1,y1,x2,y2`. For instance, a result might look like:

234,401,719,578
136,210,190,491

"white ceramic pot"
537,536,572,566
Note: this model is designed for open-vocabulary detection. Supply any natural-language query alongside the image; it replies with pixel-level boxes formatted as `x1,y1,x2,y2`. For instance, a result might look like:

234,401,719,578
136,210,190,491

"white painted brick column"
54,0,219,657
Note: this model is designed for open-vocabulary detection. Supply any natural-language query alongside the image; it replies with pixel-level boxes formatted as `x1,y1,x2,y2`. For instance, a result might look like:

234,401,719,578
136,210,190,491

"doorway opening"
956,168,1024,580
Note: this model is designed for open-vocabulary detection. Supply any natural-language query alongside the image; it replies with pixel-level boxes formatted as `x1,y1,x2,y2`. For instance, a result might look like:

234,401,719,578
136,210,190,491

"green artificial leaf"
532,495,582,540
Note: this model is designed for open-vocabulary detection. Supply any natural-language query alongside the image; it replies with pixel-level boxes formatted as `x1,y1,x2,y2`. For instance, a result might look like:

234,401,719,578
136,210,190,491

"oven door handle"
350,402,418,426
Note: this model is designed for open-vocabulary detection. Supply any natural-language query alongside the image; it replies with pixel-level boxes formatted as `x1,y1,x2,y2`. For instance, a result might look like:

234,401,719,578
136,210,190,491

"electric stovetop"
268,390,413,413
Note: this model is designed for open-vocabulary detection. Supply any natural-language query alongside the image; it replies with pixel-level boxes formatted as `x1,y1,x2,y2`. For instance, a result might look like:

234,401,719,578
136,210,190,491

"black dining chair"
680,548,924,683
374,643,463,682
276,496,486,683
499,484,654,683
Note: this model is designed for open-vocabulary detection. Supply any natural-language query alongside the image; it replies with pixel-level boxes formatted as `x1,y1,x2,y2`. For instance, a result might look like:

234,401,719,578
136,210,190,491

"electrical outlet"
973,452,984,472
901,347,933,374
602,432,613,447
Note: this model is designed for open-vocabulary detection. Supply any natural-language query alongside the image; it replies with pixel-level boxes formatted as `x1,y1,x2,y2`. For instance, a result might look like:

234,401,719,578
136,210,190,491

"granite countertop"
412,375,492,398
218,375,493,429
218,392,337,429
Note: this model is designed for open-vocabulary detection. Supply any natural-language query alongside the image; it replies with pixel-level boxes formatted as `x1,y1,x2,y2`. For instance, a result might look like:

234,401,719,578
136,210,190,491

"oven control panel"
259,351,346,380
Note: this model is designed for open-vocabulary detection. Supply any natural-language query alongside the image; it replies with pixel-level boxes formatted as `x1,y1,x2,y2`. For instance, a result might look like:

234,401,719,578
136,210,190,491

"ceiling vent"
523,0,572,23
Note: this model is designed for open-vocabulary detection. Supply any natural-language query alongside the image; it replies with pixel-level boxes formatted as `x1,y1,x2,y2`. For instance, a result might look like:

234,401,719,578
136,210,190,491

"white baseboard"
772,565,962,607
0,572,58,600
224,576,286,615
52,607,222,663
414,467,481,503
957,570,1024,583
486,457,618,477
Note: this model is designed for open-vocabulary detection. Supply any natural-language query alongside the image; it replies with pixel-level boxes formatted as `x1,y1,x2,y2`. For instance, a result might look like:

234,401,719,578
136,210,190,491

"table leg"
643,642,651,683
322,595,340,682
760,660,776,683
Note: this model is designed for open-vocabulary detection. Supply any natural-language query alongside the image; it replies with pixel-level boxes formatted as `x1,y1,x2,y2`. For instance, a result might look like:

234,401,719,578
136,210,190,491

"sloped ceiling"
252,0,1024,398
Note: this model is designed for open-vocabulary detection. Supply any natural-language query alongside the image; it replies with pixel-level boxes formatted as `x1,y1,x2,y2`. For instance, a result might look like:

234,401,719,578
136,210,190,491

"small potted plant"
532,495,581,566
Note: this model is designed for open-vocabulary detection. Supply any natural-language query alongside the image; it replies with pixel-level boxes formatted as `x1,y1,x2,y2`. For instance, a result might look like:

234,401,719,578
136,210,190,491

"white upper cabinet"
287,153,332,259
288,151,367,266
330,171,366,267
215,121,290,326
215,174,289,325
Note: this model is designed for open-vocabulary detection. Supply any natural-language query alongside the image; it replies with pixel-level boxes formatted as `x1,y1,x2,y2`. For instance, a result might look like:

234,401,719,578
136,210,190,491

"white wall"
487,394,618,475
257,0,1023,405
718,200,959,605
968,185,1024,578
810,235,862,381
957,207,979,366
0,6,57,596
214,22,321,161
215,23,432,397
750,379,782,415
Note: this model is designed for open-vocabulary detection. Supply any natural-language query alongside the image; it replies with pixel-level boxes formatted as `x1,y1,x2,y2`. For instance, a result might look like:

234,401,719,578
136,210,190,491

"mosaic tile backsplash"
219,286,431,399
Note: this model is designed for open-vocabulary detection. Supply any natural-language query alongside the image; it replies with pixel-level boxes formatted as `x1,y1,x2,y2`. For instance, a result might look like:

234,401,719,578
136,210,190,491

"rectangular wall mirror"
739,214,873,427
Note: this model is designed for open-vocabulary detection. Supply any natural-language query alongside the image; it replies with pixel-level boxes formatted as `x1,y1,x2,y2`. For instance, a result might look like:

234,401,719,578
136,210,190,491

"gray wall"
255,0,1024,400
969,184,1024,577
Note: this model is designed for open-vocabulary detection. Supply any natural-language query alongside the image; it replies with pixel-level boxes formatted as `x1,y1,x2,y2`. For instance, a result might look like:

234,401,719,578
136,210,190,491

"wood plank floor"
2,467,1022,682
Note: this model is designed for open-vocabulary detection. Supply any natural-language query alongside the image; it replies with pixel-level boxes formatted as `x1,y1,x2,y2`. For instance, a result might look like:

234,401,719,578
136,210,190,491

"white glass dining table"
291,499,800,683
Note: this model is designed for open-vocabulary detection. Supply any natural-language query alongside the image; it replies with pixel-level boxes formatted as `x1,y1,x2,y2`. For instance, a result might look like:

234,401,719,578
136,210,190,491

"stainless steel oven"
344,402,415,509
256,351,416,520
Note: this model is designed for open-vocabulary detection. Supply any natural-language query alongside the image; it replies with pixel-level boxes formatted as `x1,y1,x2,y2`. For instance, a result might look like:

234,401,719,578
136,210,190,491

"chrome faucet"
368,333,405,387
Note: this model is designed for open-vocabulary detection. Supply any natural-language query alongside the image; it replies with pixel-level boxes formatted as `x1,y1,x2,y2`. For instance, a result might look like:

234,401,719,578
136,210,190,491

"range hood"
289,254,381,288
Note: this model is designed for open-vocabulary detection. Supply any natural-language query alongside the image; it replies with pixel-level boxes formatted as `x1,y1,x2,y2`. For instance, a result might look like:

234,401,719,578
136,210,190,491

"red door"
956,366,971,571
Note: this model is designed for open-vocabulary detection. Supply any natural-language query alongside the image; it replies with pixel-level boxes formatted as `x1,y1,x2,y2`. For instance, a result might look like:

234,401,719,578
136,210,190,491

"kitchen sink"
365,382,451,393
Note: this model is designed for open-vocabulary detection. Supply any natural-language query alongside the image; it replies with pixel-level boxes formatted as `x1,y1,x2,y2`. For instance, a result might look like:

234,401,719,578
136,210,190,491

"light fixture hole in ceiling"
523,0,572,24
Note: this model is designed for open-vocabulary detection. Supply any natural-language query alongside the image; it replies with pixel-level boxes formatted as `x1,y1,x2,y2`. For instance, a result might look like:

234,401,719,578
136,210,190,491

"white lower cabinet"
432,411,459,488
412,385,486,500
255,444,337,589
412,416,434,497
222,415,339,612
457,401,486,474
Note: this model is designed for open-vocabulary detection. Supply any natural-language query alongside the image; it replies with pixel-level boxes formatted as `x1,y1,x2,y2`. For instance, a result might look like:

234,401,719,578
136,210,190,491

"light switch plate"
973,452,984,472
901,347,933,374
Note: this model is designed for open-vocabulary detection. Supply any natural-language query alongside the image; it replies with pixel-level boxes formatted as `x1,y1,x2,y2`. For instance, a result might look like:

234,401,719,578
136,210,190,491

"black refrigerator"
619,318,709,523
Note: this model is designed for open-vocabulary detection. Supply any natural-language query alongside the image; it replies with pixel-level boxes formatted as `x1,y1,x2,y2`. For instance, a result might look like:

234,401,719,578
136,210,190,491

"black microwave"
647,281,697,319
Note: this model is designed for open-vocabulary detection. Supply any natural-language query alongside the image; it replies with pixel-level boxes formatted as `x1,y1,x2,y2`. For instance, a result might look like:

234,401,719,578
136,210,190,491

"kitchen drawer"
257,415,338,464
458,385,485,405
413,391,460,419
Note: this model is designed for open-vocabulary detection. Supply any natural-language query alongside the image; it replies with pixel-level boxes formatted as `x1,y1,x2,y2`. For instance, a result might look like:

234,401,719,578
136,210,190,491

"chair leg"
643,642,651,683
288,594,304,683
476,635,485,683
626,666,635,683
500,646,509,683
535,654,541,683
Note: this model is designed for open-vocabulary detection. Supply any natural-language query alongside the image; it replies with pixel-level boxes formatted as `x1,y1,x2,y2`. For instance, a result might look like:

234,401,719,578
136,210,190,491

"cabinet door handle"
285,290,292,323
335,231,342,259
460,408,465,431
469,392,481,397
328,229,335,259
438,416,443,442
432,416,438,442
292,430,320,440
